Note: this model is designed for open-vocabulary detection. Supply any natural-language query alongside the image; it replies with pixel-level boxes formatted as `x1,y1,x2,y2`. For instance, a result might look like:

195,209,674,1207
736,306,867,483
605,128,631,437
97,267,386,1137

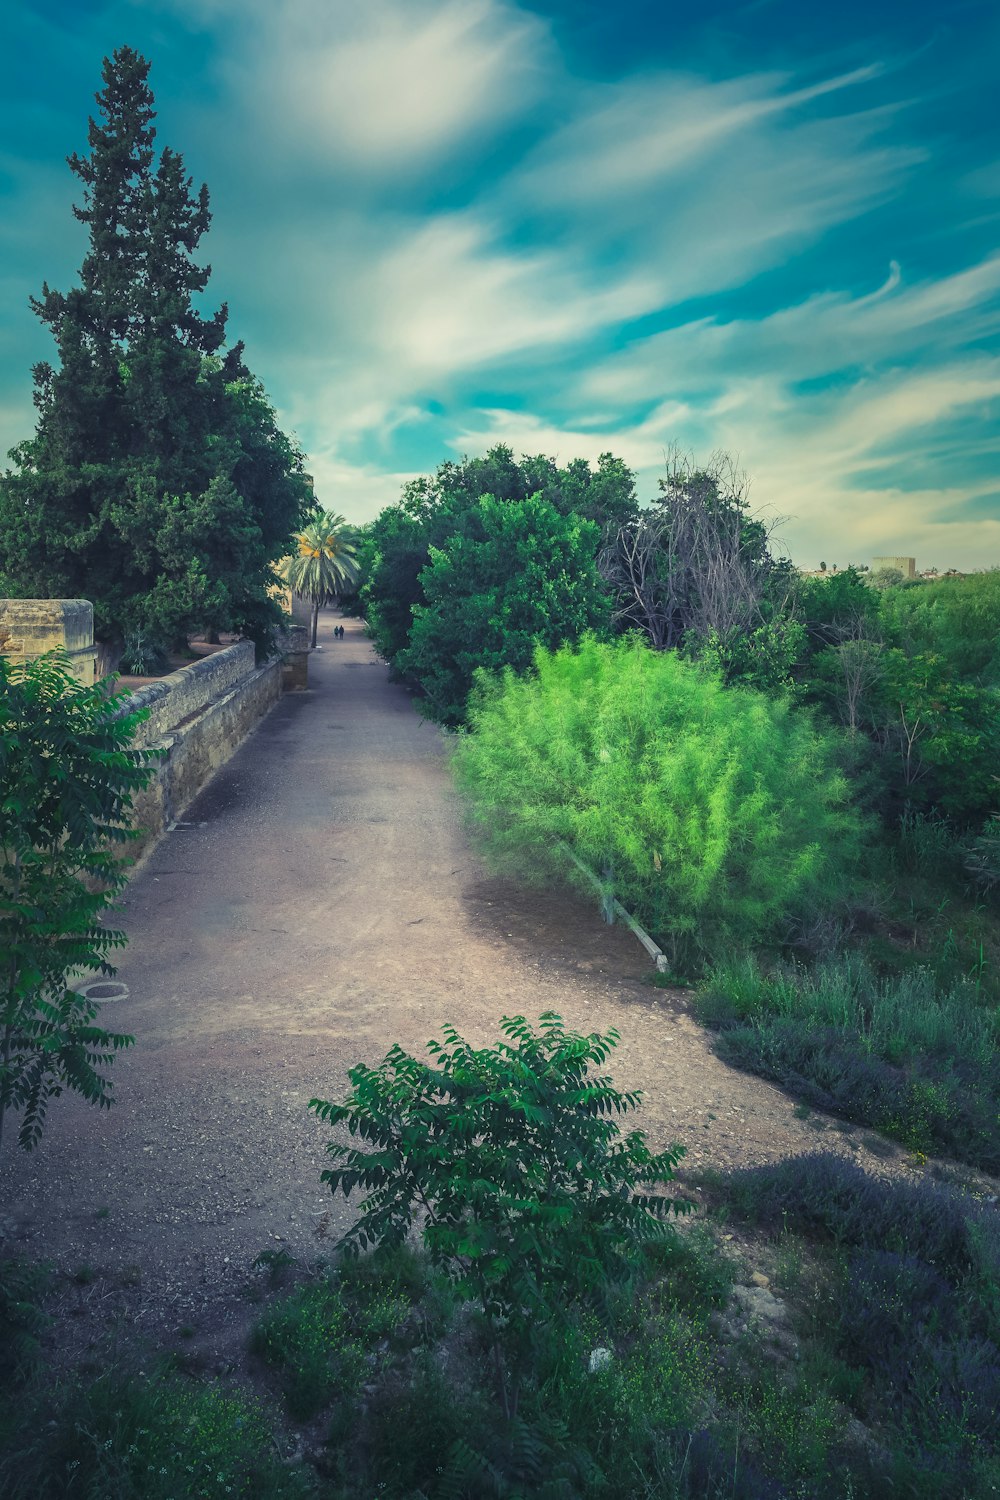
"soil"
2,610,996,1377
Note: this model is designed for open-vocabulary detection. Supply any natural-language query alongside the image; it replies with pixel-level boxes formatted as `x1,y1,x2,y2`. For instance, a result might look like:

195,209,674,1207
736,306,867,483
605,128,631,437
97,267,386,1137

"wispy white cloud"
195,0,554,179
0,0,996,570
201,45,930,491
512,64,888,208
499,70,922,305
364,215,657,375
455,355,1000,568
580,253,1000,405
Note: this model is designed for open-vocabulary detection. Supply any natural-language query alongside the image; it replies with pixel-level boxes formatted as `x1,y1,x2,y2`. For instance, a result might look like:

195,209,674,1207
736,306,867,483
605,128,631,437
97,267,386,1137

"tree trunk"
311,599,319,648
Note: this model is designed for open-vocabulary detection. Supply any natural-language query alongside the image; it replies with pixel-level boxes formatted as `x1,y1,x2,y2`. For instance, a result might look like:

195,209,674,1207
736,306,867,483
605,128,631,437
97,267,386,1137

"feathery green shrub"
452,636,863,961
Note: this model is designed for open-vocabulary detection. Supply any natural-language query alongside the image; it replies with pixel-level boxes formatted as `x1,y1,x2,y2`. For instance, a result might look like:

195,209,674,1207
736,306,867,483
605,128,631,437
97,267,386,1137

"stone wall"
0,599,98,683
114,642,282,854
2,598,287,860
280,622,310,691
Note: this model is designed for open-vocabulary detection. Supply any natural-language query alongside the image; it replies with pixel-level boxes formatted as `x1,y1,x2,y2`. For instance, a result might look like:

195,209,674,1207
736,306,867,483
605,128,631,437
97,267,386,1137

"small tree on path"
0,652,155,1154
310,1013,689,1418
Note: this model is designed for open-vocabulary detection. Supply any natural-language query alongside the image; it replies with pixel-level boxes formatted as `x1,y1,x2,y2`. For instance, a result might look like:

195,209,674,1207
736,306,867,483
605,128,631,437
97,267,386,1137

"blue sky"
1,0,998,569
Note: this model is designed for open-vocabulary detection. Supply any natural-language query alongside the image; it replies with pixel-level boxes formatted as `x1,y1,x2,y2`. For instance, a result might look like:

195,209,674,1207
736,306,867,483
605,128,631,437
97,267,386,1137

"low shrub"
695,955,1000,1168
250,1270,409,1421
452,636,863,964
0,1368,308,1500
310,1014,691,1422
712,1154,1000,1495
714,1152,990,1272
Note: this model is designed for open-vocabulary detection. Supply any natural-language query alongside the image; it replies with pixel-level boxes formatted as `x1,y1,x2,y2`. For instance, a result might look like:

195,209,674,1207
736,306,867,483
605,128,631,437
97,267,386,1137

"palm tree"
281,511,359,647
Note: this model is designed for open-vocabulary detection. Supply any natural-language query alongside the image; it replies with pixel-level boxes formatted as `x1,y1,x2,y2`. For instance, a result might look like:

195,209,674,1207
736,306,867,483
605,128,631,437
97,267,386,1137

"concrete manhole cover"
74,980,129,1003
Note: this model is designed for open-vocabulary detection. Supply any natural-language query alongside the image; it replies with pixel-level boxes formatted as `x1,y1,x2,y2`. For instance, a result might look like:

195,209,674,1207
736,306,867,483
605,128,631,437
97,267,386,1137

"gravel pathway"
2,610,985,1361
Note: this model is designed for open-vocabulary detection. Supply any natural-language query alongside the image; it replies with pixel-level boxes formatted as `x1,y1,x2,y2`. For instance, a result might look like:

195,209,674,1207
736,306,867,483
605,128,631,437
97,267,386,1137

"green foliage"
0,652,155,1154
310,1014,688,1414
685,618,806,695
361,444,633,678
797,566,880,640
453,635,863,961
398,493,610,724
876,647,999,819
964,815,1000,894
695,954,1000,1167
879,569,1000,683
796,571,1000,823
0,1260,50,1387
355,1236,823,1500
118,629,170,678
897,806,961,878
0,49,310,653
250,1278,372,1421
5,1210,997,1498
0,1368,310,1500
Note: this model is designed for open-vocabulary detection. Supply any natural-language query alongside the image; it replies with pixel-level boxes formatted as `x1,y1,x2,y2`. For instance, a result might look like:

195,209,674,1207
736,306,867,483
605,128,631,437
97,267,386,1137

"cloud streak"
0,0,996,570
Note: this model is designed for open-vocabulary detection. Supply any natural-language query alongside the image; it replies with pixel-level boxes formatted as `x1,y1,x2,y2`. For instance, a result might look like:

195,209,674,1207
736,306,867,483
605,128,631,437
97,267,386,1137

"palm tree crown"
280,510,359,645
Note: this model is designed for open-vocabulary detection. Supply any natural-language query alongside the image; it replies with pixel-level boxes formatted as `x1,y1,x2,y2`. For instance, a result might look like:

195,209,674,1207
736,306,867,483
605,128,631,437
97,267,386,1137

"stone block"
279,623,310,691
0,599,98,684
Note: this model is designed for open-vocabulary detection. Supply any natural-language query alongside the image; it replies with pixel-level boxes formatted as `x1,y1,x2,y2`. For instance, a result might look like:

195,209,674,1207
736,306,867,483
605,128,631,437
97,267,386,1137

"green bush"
0,1369,308,1500
796,571,1000,823
310,1014,689,1418
452,635,863,961
695,955,1000,1167
250,1270,408,1421
398,493,609,725
0,651,155,1154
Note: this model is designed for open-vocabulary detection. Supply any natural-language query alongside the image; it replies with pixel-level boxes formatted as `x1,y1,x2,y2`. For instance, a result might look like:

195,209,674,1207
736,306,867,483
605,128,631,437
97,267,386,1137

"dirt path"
0,611,971,1358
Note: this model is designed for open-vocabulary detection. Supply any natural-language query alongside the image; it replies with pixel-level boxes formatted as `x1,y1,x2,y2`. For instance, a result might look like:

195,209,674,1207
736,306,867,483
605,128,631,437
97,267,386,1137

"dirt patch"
465,874,653,983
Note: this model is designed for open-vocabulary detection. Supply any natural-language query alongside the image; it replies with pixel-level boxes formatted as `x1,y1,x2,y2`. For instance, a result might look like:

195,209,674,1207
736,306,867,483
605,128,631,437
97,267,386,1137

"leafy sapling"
310,1012,690,1417
0,651,155,1154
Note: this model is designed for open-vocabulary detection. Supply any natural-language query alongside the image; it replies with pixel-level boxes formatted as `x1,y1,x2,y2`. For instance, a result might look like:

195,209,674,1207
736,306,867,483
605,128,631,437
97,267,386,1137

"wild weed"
695,955,1000,1168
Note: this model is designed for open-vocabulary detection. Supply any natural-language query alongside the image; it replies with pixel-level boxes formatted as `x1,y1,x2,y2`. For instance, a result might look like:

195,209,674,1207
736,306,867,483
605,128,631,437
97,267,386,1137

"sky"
1,0,998,571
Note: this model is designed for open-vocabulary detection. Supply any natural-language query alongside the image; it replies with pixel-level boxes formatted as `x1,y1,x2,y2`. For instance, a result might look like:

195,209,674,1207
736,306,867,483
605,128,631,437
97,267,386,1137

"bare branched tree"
832,631,885,733
598,448,792,651
597,506,679,648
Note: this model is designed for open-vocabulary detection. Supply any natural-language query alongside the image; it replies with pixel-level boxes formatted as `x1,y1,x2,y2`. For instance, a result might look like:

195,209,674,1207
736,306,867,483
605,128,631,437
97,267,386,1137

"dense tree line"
0,48,310,660
359,437,998,965
794,567,1000,822
358,445,636,724
362,441,998,829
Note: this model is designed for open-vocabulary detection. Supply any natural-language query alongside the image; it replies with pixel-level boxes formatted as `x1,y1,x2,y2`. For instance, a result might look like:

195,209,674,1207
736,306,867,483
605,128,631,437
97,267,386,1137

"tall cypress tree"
0,47,308,655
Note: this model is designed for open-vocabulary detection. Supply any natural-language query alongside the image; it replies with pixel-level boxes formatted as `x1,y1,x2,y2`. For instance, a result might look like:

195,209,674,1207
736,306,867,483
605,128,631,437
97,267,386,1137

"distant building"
873,556,916,578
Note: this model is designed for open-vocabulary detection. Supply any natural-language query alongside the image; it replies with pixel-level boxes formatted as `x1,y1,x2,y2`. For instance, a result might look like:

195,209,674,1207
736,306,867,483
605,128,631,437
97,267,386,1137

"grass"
4,1190,999,1498
0,1258,50,1386
248,1253,416,1421
702,1154,1000,1499
0,1367,310,1500
694,952,1000,1169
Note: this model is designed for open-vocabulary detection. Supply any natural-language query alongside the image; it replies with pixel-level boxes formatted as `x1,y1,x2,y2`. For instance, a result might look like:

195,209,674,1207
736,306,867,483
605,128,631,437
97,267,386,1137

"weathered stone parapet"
279,622,310,691
116,640,258,744
0,598,98,684
112,640,282,855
